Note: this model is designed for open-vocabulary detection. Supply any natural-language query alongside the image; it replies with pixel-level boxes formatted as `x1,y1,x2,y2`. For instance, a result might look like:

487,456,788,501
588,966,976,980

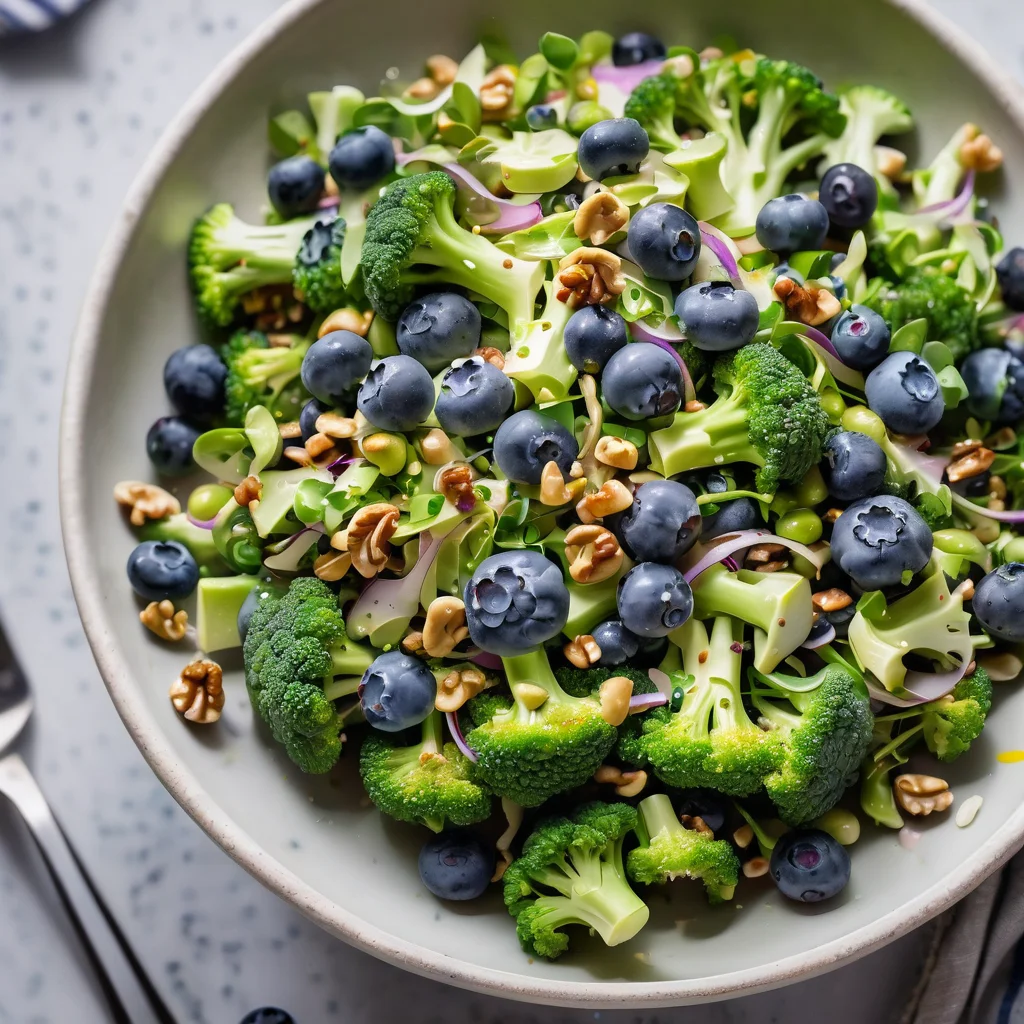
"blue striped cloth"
0,0,88,33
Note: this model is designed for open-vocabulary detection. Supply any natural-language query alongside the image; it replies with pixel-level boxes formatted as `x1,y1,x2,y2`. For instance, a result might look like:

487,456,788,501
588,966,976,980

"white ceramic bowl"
60,0,1024,1007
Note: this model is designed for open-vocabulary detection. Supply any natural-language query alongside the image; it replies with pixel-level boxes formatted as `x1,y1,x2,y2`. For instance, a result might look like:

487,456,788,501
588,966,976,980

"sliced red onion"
470,650,503,670
629,691,669,714
682,530,827,585
327,454,357,477
646,668,672,696
318,196,341,210
721,555,741,572
865,657,969,707
263,527,322,573
800,328,866,389
592,59,666,95
698,223,740,281
917,170,976,221
628,316,685,342
446,711,479,762
187,513,219,530
951,492,1024,523
865,680,930,708
801,618,836,649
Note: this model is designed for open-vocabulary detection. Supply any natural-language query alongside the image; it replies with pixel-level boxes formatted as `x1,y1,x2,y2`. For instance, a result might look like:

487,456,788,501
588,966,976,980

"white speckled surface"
0,1,1018,1021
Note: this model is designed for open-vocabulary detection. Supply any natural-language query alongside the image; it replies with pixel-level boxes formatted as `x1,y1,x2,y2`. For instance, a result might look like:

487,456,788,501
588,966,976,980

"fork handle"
0,752,168,1024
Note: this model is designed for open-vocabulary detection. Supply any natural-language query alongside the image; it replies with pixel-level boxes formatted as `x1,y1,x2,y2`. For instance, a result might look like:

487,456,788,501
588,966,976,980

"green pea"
933,528,988,560
361,432,407,477
813,809,860,846
820,387,846,423
776,508,823,545
567,100,612,134
794,466,828,508
841,405,886,444
188,483,234,522
1003,536,1024,563
771,489,799,517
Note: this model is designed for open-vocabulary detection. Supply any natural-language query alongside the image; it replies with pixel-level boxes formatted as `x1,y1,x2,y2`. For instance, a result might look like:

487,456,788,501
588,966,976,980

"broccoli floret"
292,216,348,312
624,72,685,153
503,801,649,959
648,343,831,495
923,668,992,760
359,710,492,831
464,648,620,808
360,171,545,323
554,665,656,699
137,513,230,577
503,280,578,401
750,665,874,825
221,330,312,426
677,339,711,387
242,577,376,773
626,793,739,904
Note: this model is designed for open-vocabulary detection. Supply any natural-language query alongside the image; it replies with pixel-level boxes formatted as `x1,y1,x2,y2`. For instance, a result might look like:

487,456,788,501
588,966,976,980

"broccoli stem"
323,675,365,702
330,642,376,679
648,396,758,479
504,281,578,400
675,616,753,734
860,755,905,829
211,216,315,273
871,722,924,763
503,649,582,723
636,793,682,844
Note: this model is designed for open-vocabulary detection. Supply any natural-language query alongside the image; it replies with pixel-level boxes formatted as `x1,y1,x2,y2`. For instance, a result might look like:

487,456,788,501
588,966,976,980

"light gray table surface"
0,1,1017,1021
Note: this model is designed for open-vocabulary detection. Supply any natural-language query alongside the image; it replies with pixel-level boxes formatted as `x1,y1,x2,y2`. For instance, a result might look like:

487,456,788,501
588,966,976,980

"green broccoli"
220,330,312,426
554,665,657,699
137,513,231,577
503,801,649,959
360,171,545,323
626,793,739,904
292,216,349,312
359,710,492,831
749,664,874,825
624,72,685,152
242,576,376,773
502,280,578,401
648,343,831,494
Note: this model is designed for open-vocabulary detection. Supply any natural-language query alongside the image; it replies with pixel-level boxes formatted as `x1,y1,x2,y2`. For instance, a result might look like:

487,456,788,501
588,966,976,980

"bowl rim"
59,0,1024,1006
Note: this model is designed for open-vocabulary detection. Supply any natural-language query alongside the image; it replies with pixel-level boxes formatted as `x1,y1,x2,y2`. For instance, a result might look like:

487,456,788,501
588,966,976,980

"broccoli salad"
116,27,1024,959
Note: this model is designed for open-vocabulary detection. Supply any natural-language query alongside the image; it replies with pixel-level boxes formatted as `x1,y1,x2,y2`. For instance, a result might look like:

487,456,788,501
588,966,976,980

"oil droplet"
997,751,1024,763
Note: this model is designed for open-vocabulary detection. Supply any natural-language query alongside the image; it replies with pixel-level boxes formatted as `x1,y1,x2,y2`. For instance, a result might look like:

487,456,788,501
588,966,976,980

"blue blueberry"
359,651,437,732
146,416,200,477
770,829,850,903
299,397,330,443
267,154,326,219
627,203,702,282
821,431,888,502
418,831,494,901
601,342,683,421
616,563,693,638
755,195,830,254
328,126,395,190
830,305,891,371
675,282,760,353
492,409,578,485
830,494,933,591
357,355,435,432
973,563,1024,642
464,550,570,656
301,330,374,406
701,497,761,540
821,599,856,640
676,789,727,834
163,344,226,422
961,348,1024,425
396,292,481,372
591,620,641,666
612,31,666,66
526,104,559,131
435,357,514,437
577,118,650,181
865,351,945,435
239,1009,295,1024
819,163,878,229
236,583,267,645
563,305,629,374
127,541,200,601
997,247,1024,312
611,479,702,563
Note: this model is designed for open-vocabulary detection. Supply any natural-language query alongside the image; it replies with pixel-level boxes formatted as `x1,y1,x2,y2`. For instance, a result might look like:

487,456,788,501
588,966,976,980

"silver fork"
0,618,170,1023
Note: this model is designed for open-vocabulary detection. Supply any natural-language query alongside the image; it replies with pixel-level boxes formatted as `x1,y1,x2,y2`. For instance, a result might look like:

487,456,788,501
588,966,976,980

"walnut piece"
555,248,626,308
594,764,648,798
876,146,907,180
893,774,954,816
339,503,400,578
946,445,995,483
426,54,459,87
812,588,853,613
422,596,470,658
113,480,181,527
573,191,629,246
233,475,263,507
473,346,505,370
594,435,639,470
313,550,352,581
773,276,842,327
576,479,634,523
315,412,359,439
680,814,713,836
283,446,314,467
405,77,440,101
599,675,634,726
435,665,488,713
564,524,623,584
140,600,188,642
742,857,770,879
960,126,1004,173
480,65,516,118
437,463,477,511
539,461,572,506
563,634,602,669
420,428,463,466
169,659,225,724
305,432,337,459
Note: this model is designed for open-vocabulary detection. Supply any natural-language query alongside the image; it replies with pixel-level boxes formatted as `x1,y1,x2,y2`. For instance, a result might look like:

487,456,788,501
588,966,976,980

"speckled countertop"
0,1,1018,1021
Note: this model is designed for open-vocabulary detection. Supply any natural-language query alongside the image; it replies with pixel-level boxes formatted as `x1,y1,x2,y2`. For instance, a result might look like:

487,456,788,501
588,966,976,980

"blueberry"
755,195,830,254
627,203,701,282
830,494,933,591
563,305,629,374
435,357,514,437
418,831,494,901
357,355,435,432
301,330,374,406
577,118,650,181
146,416,200,477
819,163,879,229
492,409,578,485
616,563,693,638
821,600,856,640
396,292,481,372
127,541,199,601
239,1009,295,1024
591,620,641,666
770,829,850,903
701,497,761,540
961,348,1024,425
676,789,727,834
996,247,1024,312
267,154,326,219
611,479,702,563
359,651,437,732
675,282,760,353
236,583,266,644
973,563,1024,642
830,274,848,302
299,397,330,443
773,262,804,287
820,431,888,502
526,104,559,131
830,304,891,371
163,344,226,422
328,126,395,191
612,31,666,66
464,550,570,656
865,351,945,435
601,342,683,421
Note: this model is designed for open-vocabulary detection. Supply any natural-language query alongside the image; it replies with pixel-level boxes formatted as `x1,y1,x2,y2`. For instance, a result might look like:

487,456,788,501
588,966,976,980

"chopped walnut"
960,127,1004,173
473,346,505,370
599,675,634,726
283,446,314,468
435,665,488,713
576,479,633,523
594,435,639,470
680,814,713,836
564,524,623,584
169,659,225,724
745,542,788,567
140,600,189,642
305,432,338,460
893,774,954,816
946,444,995,483
314,550,352,581
401,631,425,655
426,54,459,87
422,596,470,658
233,475,262,508
564,634,602,669
279,421,302,442
113,481,181,527
315,412,358,439
404,77,440,101
539,461,572,506
573,191,630,246
318,307,374,338
732,825,755,849
773,276,842,327
685,399,706,414
823,507,844,524
480,64,516,118
437,463,477,511
594,764,648,798
341,503,400,578
812,588,853,613
989,475,1008,501
555,248,626,308
876,146,907,180
743,857,770,879
420,428,463,466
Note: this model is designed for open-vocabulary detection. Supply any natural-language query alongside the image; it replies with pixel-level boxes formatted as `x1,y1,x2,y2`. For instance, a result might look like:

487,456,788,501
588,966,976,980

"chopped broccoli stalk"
648,343,831,492
292,216,348,312
624,72,685,152
137,513,231,577
359,710,492,832
503,281,578,401
242,577,376,773
859,751,906,829
750,665,874,825
503,801,649,959
626,793,739,904
663,133,735,223
196,575,261,652
360,171,546,323
221,331,312,427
